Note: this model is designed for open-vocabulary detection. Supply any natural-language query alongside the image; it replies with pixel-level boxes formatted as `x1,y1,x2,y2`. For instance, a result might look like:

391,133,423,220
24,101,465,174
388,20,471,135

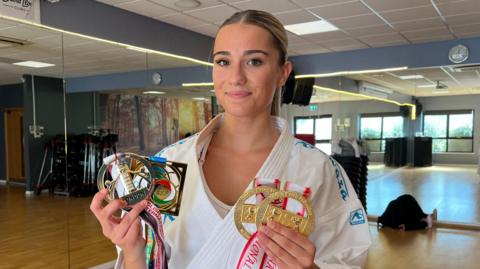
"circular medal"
234,186,278,239
256,190,315,236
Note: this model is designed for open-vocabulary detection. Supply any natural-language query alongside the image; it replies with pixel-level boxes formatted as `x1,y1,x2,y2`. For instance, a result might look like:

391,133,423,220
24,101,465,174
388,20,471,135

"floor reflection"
367,164,480,224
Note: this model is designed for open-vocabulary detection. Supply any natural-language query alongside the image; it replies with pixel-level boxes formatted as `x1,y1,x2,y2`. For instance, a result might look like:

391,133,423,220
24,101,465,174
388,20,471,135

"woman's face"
212,23,291,118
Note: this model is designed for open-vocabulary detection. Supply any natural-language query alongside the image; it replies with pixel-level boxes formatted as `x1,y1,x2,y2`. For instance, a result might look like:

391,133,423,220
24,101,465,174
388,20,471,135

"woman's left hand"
258,221,319,269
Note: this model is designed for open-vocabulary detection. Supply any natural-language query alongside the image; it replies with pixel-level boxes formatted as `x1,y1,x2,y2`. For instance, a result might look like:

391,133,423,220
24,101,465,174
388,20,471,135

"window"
360,114,404,152
423,110,474,152
294,115,332,154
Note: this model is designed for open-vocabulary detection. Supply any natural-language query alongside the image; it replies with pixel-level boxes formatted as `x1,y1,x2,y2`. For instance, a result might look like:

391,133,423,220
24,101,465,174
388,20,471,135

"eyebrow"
212,49,270,58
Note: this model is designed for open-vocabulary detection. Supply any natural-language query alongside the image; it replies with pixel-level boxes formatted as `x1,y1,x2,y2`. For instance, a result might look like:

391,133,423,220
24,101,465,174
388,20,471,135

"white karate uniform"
116,114,371,269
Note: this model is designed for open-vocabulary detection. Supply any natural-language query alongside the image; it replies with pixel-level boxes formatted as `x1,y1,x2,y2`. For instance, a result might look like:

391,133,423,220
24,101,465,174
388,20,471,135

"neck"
212,113,280,153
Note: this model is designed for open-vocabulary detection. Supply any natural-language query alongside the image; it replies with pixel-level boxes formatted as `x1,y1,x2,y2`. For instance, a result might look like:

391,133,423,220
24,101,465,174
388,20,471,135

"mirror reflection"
0,18,69,267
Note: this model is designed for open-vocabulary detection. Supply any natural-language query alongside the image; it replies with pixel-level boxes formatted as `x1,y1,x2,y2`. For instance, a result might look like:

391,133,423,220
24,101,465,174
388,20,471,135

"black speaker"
400,106,409,117
292,77,314,106
281,70,295,104
415,99,423,117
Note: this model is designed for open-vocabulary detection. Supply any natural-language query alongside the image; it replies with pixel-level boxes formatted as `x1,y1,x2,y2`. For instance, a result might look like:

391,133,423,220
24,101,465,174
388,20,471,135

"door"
4,108,24,182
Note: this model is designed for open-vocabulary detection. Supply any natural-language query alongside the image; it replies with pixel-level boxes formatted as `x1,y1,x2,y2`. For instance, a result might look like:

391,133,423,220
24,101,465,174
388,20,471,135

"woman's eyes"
247,58,263,66
215,59,229,66
214,58,263,67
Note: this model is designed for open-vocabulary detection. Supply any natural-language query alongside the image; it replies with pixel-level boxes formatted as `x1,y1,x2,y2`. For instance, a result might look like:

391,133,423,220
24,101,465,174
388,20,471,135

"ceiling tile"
401,26,451,39
287,32,309,45
149,0,222,11
451,23,480,34
231,0,299,14
301,30,351,42
274,9,318,25
455,31,480,38
408,34,454,43
380,6,439,23
157,13,209,28
319,38,367,48
288,42,332,54
362,0,431,12
96,0,137,5
116,0,178,18
344,24,394,37
445,13,480,25
290,0,356,9
190,23,220,37
436,0,480,16
308,1,372,20
330,43,369,51
392,17,444,31
359,33,408,46
330,14,385,29
185,4,239,23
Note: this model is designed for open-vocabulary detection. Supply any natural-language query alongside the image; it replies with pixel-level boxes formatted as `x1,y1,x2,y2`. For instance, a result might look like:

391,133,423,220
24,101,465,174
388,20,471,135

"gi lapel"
186,117,294,269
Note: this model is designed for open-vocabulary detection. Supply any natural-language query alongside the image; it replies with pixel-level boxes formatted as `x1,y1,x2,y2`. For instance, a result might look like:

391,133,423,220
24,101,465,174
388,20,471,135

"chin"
223,106,269,119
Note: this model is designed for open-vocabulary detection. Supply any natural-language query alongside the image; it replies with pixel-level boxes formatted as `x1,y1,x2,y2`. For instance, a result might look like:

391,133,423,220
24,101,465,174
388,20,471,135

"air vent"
449,64,480,72
0,36,26,48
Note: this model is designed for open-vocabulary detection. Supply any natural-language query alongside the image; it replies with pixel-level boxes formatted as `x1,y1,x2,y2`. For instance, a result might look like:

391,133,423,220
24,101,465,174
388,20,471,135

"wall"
417,94,480,164
66,92,99,135
0,84,23,180
23,76,65,191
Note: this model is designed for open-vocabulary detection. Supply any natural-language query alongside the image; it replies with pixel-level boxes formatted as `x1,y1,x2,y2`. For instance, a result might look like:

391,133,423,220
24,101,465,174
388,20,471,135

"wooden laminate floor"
1,164,479,268
367,164,480,224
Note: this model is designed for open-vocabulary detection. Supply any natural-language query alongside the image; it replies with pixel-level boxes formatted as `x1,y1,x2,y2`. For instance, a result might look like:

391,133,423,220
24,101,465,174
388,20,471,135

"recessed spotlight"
174,0,201,8
13,61,55,68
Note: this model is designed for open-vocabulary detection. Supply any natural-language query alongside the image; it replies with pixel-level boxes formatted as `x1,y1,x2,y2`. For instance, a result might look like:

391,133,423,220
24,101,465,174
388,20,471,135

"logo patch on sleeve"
329,158,349,201
349,209,365,225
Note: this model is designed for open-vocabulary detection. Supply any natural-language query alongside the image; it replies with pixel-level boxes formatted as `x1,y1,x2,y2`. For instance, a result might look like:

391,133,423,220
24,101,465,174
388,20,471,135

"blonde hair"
217,10,288,116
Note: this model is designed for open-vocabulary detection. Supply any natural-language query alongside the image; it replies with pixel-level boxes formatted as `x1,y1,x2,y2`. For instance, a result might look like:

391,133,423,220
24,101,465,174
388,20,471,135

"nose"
228,61,247,86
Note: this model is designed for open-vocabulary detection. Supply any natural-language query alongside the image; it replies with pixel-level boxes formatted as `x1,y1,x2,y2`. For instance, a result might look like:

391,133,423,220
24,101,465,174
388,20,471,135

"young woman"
91,10,371,269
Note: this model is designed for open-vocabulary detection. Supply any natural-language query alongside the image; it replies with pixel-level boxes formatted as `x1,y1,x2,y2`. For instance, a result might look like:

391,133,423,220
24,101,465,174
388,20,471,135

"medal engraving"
234,186,278,239
256,190,315,236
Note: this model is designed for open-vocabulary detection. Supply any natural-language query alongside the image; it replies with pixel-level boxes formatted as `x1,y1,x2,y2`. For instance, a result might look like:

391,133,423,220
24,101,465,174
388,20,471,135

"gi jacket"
116,114,371,269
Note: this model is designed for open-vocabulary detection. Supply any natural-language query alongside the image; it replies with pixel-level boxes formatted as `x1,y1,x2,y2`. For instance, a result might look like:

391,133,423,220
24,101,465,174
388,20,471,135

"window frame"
422,109,475,153
293,114,333,147
359,112,404,152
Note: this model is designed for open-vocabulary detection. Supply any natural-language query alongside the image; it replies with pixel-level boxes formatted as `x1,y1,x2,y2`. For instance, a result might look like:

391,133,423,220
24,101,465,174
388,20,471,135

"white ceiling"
1,0,480,100
0,18,202,85
97,0,480,55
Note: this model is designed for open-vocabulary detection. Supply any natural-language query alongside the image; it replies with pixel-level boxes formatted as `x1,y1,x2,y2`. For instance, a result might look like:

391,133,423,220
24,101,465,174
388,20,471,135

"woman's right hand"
90,189,148,264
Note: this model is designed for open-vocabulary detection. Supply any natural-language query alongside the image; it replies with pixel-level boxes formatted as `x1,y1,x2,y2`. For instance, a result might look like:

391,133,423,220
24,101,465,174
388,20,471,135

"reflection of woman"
91,10,371,269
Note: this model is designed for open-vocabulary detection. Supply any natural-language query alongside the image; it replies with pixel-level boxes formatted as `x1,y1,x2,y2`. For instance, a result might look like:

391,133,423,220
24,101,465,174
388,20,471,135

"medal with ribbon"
234,178,314,269
97,153,187,269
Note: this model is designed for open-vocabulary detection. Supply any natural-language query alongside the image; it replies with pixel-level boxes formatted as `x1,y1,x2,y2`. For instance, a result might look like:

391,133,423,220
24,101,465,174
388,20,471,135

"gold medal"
97,153,187,216
256,190,315,236
234,186,278,239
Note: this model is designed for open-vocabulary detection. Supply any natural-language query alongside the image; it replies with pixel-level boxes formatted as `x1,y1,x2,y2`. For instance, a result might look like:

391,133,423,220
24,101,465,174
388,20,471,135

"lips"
226,91,252,99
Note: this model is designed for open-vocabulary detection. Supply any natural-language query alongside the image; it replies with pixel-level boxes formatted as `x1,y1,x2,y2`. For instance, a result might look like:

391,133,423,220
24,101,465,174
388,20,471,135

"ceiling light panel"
13,60,55,68
285,19,339,35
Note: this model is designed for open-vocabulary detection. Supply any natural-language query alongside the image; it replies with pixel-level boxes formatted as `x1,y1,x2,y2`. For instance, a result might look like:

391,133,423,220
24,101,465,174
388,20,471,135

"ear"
277,61,293,88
